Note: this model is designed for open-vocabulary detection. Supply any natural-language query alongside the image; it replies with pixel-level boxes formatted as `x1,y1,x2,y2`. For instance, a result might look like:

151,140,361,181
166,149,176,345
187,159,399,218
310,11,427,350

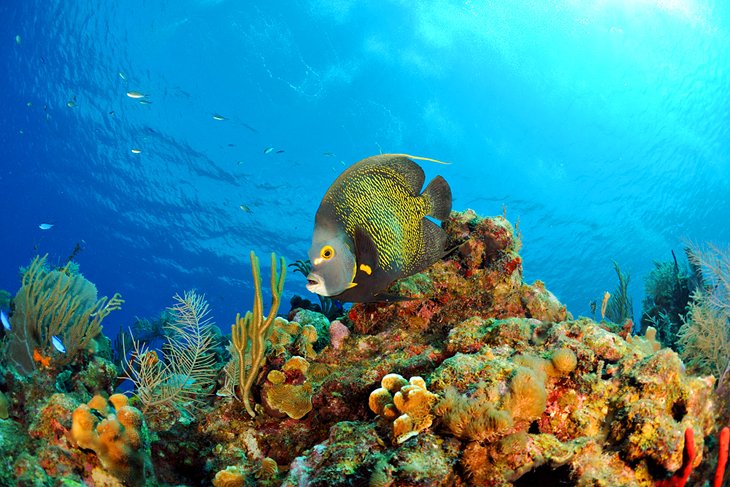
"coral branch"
232,251,286,417
715,427,730,487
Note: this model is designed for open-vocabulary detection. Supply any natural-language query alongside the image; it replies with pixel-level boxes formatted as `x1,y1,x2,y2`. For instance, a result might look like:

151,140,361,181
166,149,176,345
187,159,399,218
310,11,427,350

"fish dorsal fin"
363,154,425,196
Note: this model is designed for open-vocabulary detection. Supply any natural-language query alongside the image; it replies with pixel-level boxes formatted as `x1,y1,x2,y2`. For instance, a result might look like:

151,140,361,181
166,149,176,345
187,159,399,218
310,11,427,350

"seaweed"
640,250,695,350
605,261,634,325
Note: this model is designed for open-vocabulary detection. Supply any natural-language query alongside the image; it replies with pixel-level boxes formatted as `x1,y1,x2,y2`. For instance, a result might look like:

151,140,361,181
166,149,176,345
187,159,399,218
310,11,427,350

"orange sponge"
71,394,151,486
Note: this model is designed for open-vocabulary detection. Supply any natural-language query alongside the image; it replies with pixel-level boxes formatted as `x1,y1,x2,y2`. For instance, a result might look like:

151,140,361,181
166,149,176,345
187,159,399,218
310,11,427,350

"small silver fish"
126,91,145,99
1,310,10,331
51,335,66,353
15,35,21,45
39,223,54,230
239,204,251,213
323,152,335,157
118,71,127,80
212,114,226,121
131,148,142,154
264,147,274,154
138,100,152,105
66,100,76,108
276,150,285,154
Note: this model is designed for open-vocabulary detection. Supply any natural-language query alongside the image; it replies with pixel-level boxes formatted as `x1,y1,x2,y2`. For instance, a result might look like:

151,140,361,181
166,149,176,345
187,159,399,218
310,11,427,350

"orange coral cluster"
71,394,150,486
369,373,439,444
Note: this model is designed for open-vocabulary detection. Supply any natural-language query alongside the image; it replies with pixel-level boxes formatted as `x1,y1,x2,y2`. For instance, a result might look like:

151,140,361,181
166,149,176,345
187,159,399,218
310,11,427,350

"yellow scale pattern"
325,166,429,273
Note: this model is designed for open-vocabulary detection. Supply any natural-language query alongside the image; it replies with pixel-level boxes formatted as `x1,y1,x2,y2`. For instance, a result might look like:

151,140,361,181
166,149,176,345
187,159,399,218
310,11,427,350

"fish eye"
320,245,335,260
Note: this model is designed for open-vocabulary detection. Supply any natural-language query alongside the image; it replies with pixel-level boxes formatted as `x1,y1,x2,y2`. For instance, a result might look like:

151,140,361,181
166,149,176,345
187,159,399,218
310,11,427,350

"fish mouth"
305,273,322,292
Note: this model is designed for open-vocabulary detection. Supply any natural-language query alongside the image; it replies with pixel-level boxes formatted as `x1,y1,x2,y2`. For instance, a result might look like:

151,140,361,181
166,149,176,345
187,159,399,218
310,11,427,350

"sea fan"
122,291,217,414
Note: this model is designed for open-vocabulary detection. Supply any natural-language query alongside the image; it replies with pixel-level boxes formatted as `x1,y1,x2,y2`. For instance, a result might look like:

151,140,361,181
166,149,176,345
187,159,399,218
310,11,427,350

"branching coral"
605,261,633,324
640,253,694,350
6,254,123,372
231,251,286,417
122,291,216,415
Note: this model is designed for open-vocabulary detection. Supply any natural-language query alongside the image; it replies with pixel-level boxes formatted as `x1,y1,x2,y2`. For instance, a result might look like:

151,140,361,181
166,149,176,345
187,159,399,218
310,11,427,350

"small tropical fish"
276,150,285,154
131,148,141,154
66,100,76,108
323,151,335,157
239,204,251,213
212,114,226,121
118,71,127,80
306,154,452,302
26,101,32,107
138,100,152,105
39,223,54,230
264,147,274,154
126,91,145,99
1,310,10,331
237,160,245,165
15,35,21,45
51,335,66,353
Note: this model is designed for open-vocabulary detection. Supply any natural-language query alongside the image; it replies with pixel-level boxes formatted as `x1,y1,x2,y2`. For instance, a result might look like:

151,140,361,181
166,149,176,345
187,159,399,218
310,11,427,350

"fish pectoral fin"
353,226,379,269
346,282,358,289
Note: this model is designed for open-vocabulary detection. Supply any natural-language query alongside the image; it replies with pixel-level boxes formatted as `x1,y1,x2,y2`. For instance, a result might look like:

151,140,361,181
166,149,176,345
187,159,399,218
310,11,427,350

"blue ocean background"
1,1,729,339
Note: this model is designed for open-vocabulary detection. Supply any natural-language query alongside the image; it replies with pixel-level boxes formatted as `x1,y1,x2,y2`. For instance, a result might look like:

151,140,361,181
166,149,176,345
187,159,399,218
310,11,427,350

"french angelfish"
306,154,452,302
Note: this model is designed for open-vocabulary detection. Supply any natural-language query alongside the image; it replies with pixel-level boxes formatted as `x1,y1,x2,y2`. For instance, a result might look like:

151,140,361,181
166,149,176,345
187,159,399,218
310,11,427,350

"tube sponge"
71,394,151,486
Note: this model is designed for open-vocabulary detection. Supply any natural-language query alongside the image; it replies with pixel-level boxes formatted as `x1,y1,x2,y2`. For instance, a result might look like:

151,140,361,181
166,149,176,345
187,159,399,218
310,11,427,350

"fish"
239,204,251,213
66,100,76,108
51,335,66,353
305,154,452,302
39,223,54,230
131,148,141,154
138,100,152,105
323,152,335,157
264,147,274,154
118,71,126,80
15,35,21,45
126,91,145,99
276,150,285,154
1,310,10,331
212,114,226,121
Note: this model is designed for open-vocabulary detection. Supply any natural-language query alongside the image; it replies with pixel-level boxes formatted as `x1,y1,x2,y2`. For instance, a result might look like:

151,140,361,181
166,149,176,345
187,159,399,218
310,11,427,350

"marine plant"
677,242,730,421
4,254,123,372
121,290,217,415
640,250,694,349
230,251,286,417
605,261,633,325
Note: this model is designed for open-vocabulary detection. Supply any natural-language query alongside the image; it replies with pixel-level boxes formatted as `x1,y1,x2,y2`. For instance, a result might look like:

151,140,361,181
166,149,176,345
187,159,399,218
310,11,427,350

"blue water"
2,1,729,337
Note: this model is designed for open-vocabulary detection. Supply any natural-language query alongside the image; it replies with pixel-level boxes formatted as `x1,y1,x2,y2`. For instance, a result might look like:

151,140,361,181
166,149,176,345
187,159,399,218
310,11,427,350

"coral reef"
1,210,727,486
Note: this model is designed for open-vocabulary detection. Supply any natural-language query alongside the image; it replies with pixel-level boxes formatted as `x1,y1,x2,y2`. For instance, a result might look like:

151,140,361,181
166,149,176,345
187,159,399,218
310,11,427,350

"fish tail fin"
422,175,452,221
